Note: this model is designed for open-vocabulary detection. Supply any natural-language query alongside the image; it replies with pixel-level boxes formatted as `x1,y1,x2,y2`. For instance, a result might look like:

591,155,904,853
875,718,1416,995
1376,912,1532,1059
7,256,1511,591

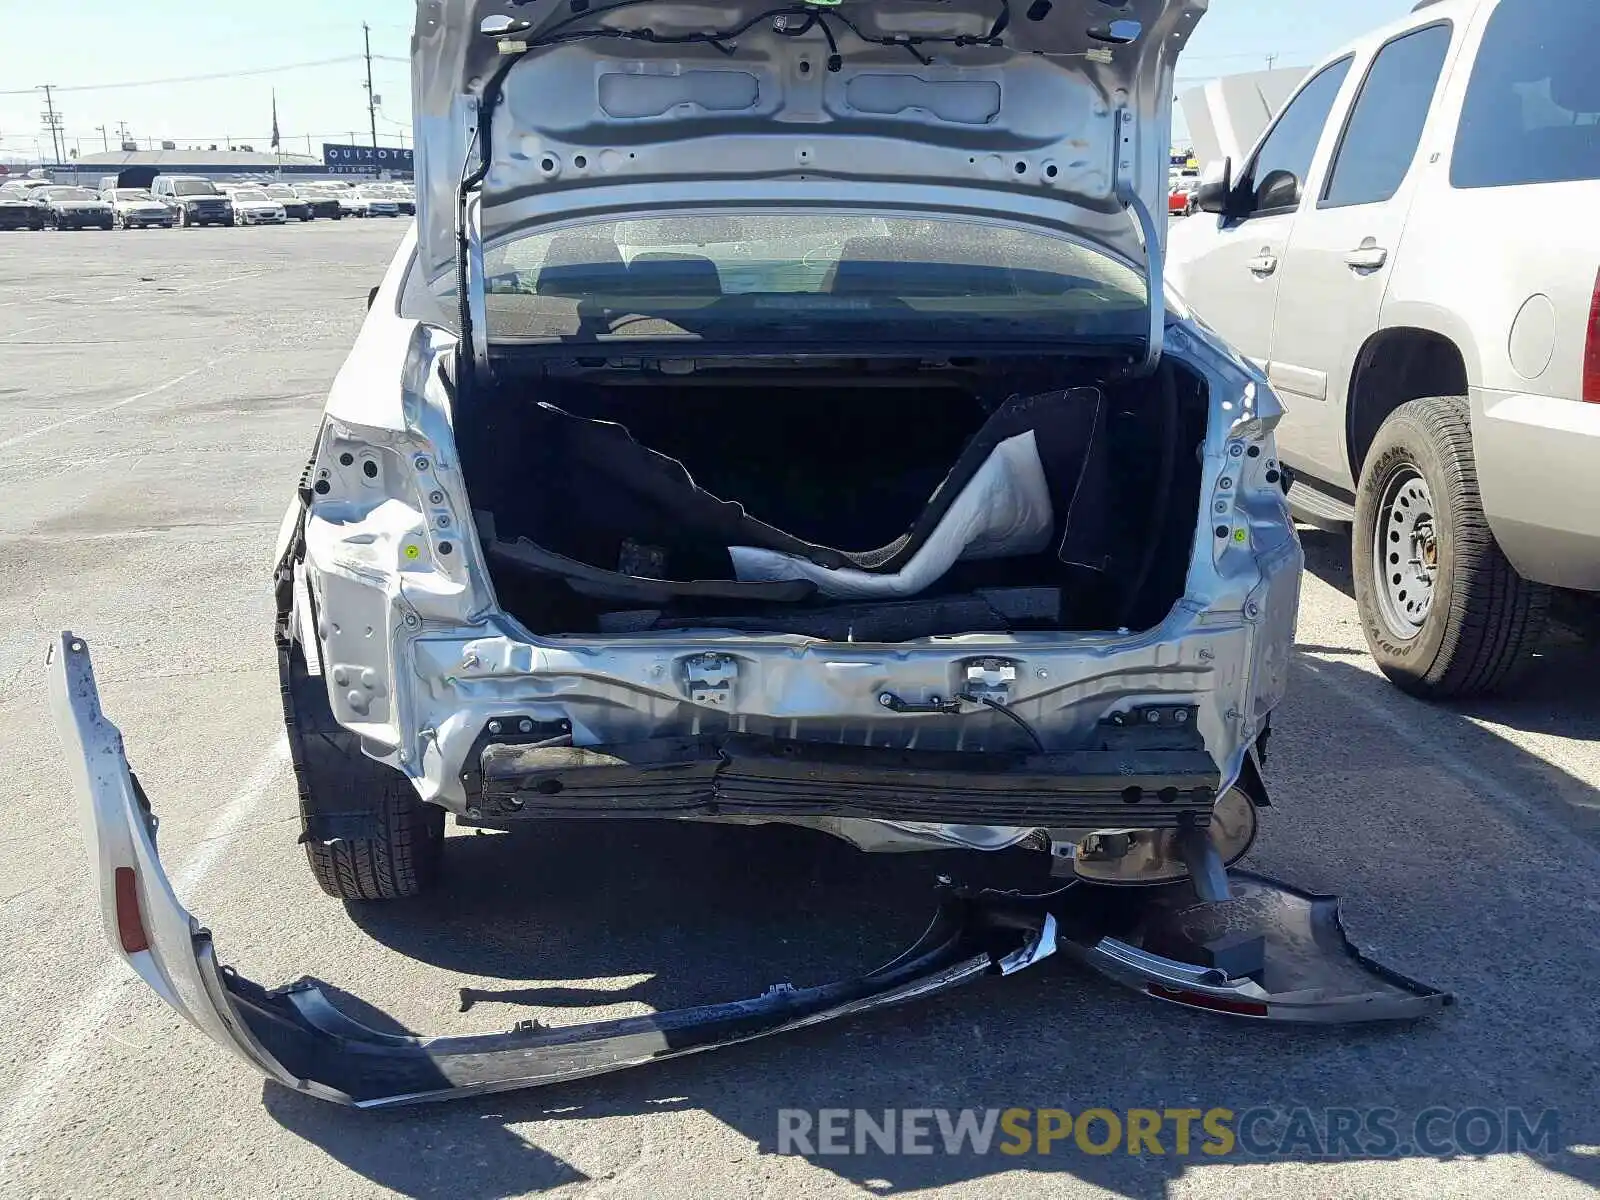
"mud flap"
50,631,1446,1108
1055,875,1453,1022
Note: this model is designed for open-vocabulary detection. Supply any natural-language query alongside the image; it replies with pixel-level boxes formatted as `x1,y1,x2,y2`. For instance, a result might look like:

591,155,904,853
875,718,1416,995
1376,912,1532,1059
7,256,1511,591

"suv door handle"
1344,245,1389,270
1248,253,1279,276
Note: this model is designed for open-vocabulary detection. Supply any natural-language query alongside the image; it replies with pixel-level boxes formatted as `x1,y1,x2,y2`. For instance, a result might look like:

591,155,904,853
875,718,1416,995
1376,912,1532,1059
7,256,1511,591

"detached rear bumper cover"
50,632,1448,1108
50,632,1056,1108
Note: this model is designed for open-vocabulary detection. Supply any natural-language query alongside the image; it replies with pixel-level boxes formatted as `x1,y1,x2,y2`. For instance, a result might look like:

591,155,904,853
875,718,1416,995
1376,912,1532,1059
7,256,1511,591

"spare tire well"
1346,330,1468,481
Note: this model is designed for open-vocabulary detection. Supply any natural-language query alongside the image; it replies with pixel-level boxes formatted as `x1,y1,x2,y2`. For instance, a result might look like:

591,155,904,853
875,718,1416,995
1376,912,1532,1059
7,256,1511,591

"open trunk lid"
410,0,1207,335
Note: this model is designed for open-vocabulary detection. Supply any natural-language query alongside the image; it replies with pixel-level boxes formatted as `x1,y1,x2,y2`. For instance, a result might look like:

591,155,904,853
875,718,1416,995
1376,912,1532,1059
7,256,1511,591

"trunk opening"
455,357,1207,640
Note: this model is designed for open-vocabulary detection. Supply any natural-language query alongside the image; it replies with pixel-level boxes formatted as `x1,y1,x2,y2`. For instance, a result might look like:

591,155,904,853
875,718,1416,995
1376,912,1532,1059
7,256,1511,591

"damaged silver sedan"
51,0,1449,1108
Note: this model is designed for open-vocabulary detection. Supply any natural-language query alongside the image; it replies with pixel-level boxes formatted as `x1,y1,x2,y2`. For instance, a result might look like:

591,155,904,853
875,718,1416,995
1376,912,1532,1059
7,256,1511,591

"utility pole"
38,85,64,164
117,120,131,145
94,124,109,152
363,23,379,149
1265,53,1279,70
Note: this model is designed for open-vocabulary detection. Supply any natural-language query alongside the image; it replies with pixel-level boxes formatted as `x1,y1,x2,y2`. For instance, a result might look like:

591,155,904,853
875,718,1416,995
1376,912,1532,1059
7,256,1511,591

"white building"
1179,67,1310,176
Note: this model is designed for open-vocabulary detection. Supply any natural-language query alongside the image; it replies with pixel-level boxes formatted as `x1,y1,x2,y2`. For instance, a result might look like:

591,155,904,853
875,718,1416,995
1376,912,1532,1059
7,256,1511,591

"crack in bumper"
49,632,1450,1108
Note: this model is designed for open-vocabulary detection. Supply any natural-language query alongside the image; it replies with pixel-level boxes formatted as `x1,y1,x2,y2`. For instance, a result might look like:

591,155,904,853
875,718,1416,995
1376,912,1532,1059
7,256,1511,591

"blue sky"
0,0,1417,161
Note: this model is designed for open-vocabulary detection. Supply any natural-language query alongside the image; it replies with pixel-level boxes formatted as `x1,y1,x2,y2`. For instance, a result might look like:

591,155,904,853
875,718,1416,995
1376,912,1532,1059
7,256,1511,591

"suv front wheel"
1352,396,1549,699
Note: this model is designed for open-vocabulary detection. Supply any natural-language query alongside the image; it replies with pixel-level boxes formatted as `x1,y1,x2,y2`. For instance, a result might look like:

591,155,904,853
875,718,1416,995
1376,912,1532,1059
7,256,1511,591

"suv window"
1239,57,1353,216
1452,0,1600,188
1322,24,1453,209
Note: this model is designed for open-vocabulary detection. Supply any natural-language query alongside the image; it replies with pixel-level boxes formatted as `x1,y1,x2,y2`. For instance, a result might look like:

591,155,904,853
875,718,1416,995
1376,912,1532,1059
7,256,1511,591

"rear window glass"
1321,24,1452,209
1452,0,1600,188
482,211,1149,348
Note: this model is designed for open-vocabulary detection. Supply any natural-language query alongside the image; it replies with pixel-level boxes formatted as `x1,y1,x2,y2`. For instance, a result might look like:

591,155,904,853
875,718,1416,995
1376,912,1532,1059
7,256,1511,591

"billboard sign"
321,143,414,174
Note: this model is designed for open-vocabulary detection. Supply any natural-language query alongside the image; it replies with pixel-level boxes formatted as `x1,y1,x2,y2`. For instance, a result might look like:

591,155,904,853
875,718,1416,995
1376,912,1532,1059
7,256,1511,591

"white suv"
1169,0,1600,699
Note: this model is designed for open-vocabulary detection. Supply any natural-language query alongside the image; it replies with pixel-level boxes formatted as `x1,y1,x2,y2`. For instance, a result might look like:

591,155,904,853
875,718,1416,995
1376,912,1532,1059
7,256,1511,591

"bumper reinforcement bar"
476,736,1222,827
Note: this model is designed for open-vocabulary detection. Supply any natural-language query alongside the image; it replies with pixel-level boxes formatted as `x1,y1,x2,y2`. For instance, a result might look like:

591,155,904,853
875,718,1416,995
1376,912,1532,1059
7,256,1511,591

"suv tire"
1352,395,1549,699
280,635,445,900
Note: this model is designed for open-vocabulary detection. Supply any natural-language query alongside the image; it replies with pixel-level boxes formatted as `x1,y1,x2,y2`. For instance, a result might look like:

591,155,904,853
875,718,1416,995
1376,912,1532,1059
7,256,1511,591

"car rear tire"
281,634,445,900
1352,395,1550,699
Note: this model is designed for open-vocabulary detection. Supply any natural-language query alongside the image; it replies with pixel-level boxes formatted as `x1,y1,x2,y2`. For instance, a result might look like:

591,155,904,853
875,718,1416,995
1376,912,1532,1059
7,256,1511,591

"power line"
0,56,369,96
6,126,411,144
0,129,413,158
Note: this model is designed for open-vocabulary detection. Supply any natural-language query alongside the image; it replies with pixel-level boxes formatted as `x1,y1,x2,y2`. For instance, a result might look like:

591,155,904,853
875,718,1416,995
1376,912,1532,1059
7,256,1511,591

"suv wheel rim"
1372,464,1439,641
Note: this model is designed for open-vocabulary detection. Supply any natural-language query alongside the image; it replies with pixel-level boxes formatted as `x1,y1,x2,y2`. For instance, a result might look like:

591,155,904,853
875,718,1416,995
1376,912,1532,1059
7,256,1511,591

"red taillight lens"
1147,984,1269,1017
1584,268,1600,404
114,866,150,954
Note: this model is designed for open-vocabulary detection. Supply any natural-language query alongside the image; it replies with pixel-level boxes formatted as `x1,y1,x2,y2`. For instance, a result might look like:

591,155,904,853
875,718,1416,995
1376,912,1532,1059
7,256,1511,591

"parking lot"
3,221,1600,1198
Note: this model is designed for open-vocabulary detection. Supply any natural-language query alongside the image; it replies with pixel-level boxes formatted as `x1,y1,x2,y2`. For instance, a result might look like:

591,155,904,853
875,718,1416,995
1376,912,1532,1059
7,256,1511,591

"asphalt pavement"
2,220,1599,1199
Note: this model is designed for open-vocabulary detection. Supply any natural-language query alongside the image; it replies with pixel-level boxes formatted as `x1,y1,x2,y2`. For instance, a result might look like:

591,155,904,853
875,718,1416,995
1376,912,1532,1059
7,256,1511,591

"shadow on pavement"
263,638,1600,1199
344,820,1051,1002
1298,527,1600,743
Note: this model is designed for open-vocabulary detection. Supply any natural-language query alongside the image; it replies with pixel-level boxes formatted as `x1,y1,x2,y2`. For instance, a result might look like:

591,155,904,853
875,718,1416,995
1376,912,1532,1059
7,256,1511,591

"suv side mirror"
1194,157,1233,215
1256,169,1301,213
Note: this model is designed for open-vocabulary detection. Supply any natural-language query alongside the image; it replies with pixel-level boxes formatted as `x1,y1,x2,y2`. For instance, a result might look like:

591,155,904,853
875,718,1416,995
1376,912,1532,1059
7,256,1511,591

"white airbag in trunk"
728,432,1054,599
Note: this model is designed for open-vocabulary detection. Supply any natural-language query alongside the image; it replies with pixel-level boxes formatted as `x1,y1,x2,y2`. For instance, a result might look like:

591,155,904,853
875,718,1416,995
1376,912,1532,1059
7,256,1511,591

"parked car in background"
227,188,288,226
32,186,115,231
290,184,345,220
0,178,54,198
0,189,46,230
334,185,368,218
102,188,177,229
345,184,402,218
260,184,314,222
367,182,416,215
251,184,304,221
1169,0,1599,699
1168,176,1200,216
97,168,161,194
152,175,234,227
